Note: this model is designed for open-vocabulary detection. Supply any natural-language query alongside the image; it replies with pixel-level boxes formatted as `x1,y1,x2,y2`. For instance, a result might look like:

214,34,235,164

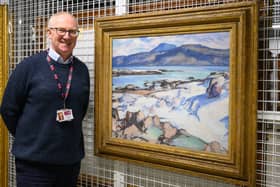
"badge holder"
56,108,74,122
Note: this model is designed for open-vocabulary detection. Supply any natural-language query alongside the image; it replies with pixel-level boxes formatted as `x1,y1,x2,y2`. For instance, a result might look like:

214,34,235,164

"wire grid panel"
257,119,280,187
258,0,280,113
257,0,280,186
4,0,275,186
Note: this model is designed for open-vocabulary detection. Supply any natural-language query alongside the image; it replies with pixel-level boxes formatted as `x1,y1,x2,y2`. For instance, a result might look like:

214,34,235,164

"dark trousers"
15,158,81,187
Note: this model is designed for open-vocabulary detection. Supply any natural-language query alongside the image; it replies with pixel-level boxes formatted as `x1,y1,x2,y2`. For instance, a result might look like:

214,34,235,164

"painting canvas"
112,32,230,154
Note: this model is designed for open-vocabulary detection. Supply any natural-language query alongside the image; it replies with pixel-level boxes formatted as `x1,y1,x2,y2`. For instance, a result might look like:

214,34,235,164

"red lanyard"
46,55,74,108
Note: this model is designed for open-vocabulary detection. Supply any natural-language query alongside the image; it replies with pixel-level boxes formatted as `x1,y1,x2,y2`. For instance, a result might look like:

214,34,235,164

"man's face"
47,14,78,60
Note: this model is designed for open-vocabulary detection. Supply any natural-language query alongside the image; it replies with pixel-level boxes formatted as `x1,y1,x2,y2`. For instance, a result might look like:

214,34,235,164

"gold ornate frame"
0,5,9,187
94,2,258,186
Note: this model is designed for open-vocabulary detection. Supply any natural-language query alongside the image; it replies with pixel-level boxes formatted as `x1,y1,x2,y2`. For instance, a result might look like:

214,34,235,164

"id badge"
56,109,74,122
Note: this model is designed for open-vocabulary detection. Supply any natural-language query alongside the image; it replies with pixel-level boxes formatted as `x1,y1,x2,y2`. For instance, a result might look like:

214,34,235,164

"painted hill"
112,43,229,67
150,43,177,52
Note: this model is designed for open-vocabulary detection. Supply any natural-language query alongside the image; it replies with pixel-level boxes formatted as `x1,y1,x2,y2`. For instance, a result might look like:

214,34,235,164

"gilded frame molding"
0,5,9,187
94,2,258,186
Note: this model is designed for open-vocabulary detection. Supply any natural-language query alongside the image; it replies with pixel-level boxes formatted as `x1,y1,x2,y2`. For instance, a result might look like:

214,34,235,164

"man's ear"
47,29,52,39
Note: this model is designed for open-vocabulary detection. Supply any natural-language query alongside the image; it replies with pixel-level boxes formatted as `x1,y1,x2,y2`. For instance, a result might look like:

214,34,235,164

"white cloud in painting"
113,32,229,57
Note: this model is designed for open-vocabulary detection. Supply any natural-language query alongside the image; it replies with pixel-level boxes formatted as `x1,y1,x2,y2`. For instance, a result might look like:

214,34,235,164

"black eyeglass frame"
49,27,80,37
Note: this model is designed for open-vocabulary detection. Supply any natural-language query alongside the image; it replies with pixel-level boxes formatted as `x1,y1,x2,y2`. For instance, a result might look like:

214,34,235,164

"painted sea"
113,66,228,89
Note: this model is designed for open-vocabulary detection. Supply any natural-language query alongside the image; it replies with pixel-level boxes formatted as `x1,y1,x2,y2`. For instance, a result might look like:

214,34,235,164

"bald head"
48,12,78,29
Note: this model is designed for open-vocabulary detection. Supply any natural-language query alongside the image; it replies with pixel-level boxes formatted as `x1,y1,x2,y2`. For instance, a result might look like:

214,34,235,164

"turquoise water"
113,66,229,89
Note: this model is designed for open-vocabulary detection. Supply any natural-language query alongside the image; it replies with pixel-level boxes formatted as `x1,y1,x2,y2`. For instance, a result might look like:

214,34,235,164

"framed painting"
94,2,258,186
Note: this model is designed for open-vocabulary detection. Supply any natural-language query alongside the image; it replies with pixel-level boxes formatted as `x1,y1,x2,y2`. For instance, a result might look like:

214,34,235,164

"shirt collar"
48,48,73,64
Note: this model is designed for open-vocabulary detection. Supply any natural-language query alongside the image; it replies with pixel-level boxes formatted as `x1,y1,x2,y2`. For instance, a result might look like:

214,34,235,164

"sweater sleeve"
0,61,29,136
83,67,90,119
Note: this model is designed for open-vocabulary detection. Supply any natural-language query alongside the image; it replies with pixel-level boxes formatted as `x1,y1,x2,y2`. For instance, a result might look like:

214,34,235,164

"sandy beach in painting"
112,68,229,154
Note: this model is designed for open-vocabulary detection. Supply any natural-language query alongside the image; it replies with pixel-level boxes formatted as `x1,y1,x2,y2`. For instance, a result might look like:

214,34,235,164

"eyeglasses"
49,27,80,37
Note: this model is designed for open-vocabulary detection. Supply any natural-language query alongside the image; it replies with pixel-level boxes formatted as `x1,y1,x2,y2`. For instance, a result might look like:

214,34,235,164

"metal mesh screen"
3,0,279,186
257,0,280,186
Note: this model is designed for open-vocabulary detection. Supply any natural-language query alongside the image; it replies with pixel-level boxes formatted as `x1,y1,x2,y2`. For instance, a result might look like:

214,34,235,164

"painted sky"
113,31,229,57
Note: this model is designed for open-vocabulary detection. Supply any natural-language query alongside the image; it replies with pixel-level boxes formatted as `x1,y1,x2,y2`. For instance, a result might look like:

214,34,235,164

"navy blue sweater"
0,51,90,165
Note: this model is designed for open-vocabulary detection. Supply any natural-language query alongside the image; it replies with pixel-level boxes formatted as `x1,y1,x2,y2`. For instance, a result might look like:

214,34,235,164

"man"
0,12,90,187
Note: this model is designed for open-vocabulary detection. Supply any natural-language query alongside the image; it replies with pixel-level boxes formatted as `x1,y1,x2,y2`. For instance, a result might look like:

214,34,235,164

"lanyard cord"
46,55,74,108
